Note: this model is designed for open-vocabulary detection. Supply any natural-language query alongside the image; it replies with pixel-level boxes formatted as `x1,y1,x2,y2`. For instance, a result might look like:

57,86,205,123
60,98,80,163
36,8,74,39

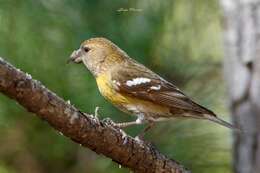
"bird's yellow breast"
96,74,128,104
96,73,171,118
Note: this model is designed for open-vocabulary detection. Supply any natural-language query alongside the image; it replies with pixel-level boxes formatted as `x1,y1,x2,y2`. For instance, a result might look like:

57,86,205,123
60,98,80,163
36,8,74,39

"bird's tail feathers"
204,114,241,132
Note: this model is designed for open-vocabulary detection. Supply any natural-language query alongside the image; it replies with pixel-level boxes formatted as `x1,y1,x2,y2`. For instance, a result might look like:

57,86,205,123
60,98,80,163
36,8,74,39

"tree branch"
0,57,190,173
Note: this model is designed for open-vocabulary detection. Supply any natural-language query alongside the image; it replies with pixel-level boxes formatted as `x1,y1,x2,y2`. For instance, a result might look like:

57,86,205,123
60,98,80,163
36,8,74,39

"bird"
68,37,239,135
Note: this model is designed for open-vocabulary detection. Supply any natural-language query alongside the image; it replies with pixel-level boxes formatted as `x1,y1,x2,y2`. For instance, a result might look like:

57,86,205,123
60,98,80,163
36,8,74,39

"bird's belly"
121,101,172,121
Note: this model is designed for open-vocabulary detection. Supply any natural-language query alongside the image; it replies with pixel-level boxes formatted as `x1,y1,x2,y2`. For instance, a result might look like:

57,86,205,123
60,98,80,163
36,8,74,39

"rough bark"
220,1,260,173
0,57,190,173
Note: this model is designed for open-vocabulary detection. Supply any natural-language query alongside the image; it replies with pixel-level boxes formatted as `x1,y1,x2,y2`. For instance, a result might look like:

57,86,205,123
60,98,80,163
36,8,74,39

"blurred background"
0,0,233,173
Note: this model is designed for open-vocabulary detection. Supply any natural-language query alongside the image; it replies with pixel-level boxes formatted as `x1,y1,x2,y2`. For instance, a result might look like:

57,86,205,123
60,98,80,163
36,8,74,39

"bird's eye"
83,47,90,52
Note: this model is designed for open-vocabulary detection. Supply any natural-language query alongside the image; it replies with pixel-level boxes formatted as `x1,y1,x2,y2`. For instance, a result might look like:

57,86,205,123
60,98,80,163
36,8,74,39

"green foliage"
0,0,232,173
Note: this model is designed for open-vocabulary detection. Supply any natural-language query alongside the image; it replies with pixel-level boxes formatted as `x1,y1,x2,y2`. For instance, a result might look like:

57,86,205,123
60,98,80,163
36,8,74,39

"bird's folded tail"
203,114,241,132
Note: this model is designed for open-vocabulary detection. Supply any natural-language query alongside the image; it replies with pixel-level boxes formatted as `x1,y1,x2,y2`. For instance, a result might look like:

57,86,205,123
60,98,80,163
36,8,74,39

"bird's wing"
111,61,214,116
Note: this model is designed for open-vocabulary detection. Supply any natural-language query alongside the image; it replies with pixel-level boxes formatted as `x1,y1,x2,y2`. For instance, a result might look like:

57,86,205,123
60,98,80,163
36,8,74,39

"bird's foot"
134,131,147,142
82,111,101,125
134,135,156,149
135,134,145,142
101,118,120,128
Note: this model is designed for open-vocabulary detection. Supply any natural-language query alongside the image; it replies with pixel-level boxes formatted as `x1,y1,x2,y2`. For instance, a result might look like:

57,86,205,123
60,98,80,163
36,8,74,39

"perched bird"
68,37,238,134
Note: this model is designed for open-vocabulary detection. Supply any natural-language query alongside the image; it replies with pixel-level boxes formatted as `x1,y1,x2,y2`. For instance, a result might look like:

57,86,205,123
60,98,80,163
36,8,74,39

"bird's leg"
115,121,141,128
136,121,155,141
114,115,146,128
102,118,140,129
102,114,146,130
143,121,155,133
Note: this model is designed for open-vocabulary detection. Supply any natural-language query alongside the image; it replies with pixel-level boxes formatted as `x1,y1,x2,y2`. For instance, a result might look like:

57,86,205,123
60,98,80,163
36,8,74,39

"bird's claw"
135,135,156,149
135,134,145,142
102,118,119,128
82,112,100,125
94,106,100,118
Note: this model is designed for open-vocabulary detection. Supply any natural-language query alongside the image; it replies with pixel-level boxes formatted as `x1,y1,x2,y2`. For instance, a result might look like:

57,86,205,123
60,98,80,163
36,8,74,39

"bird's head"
68,37,126,76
